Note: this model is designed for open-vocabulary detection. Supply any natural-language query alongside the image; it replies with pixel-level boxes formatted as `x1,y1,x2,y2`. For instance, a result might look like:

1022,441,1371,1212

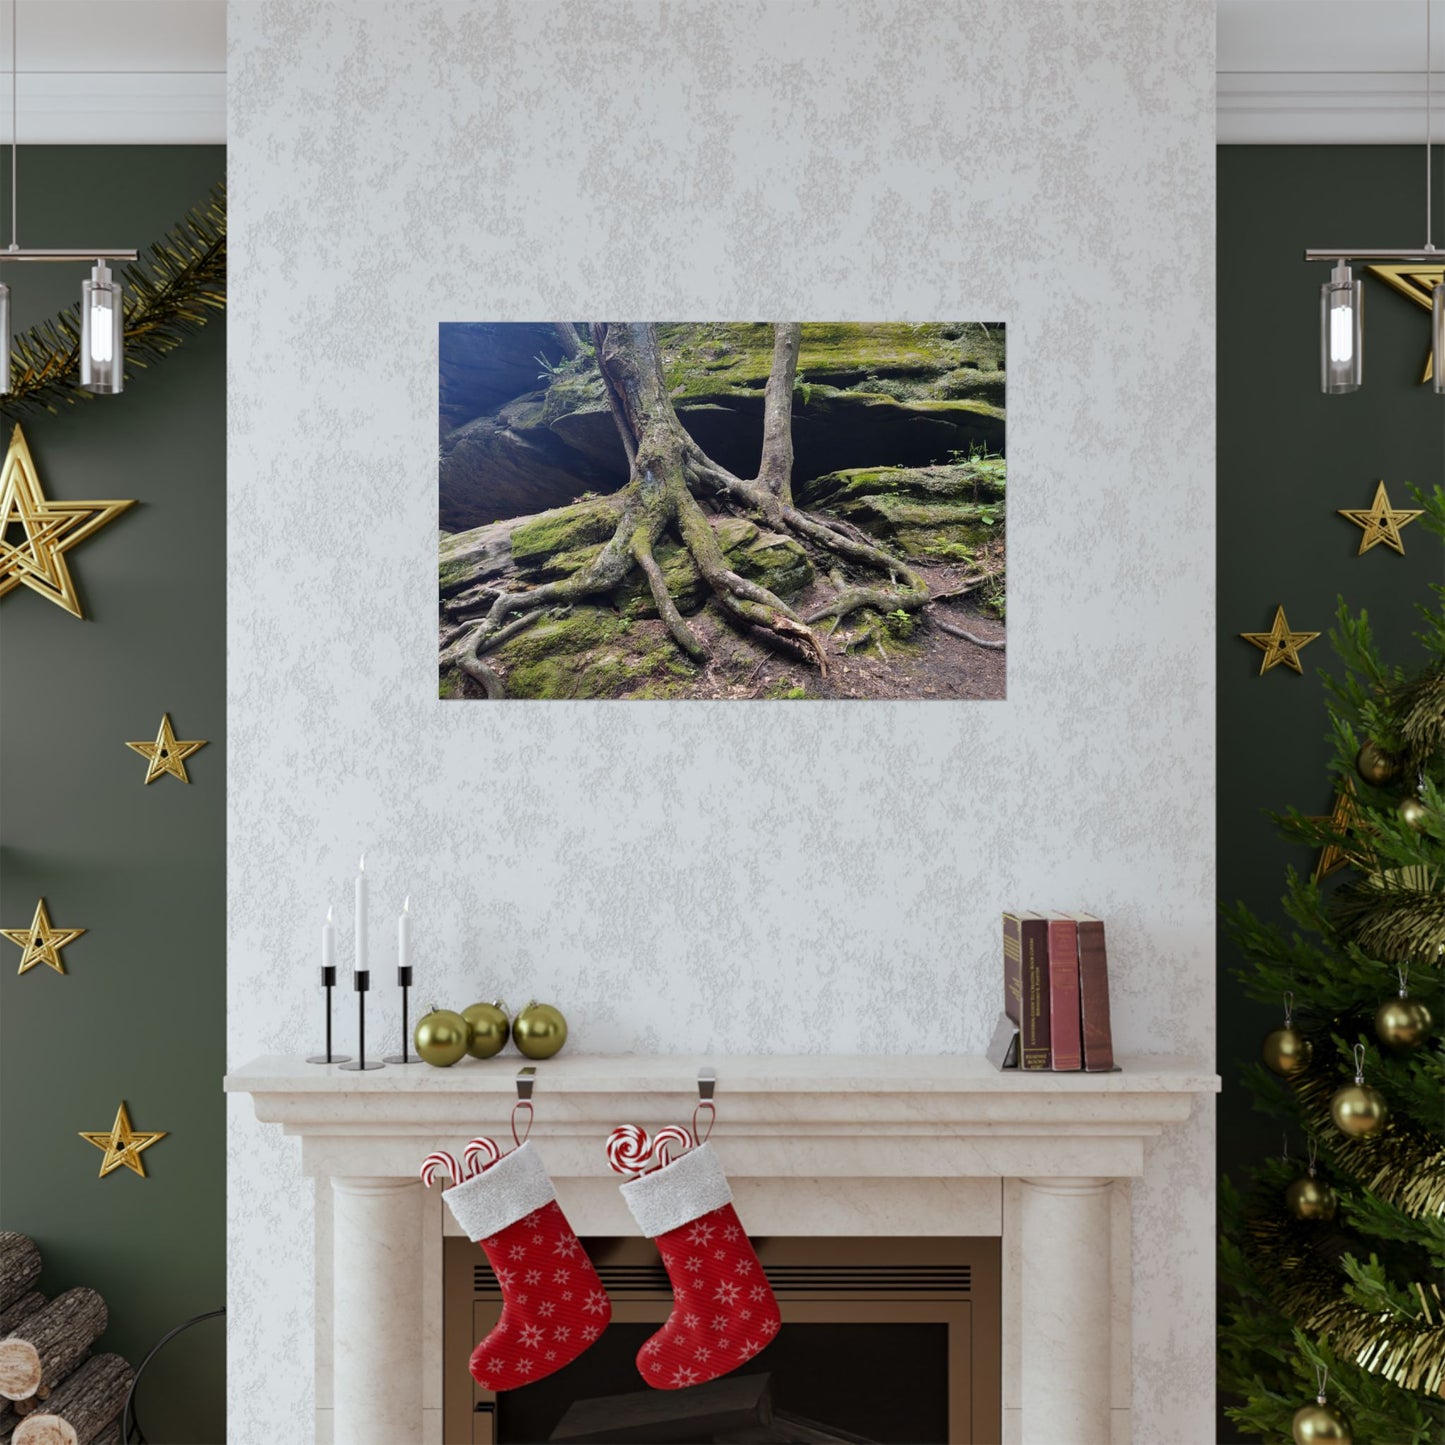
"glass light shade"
1433,282,1445,395
1320,261,1363,394
80,261,123,394
0,281,10,395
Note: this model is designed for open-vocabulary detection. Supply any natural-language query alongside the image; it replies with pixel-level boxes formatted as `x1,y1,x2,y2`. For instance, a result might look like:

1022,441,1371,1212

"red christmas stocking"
441,1142,612,1390
620,1142,781,1389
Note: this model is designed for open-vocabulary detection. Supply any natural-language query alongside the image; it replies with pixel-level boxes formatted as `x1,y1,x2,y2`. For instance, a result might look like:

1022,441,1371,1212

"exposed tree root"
930,609,1006,649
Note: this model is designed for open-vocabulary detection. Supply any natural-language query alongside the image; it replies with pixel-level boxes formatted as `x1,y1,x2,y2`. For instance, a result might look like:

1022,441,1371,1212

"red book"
1069,912,1115,1072
1046,914,1082,1071
1003,912,1050,1070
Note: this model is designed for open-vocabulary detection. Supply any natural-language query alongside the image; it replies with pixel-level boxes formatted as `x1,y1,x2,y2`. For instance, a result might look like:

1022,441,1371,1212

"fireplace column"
332,1176,423,1445
1018,1177,1113,1445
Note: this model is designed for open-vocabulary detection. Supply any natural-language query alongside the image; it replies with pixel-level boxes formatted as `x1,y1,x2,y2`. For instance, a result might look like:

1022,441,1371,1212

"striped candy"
420,1150,461,1188
651,1125,693,1169
463,1136,503,1177
606,1124,652,1177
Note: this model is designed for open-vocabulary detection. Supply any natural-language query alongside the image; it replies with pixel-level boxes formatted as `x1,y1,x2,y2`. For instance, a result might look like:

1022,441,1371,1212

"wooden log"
11,1354,132,1445
0,1291,107,1400
0,1239,41,1315
0,1300,43,1340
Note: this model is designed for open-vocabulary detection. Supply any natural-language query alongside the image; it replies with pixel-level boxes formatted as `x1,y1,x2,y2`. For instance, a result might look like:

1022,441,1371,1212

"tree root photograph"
439,322,1005,700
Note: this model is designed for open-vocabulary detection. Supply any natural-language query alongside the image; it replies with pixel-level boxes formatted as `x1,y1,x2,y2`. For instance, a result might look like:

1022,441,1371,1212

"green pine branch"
4,185,226,415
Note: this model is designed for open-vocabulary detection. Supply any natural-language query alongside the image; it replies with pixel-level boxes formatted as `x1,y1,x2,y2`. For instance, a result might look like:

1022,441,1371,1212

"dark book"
1003,911,1050,1069
1046,914,1083,1071
986,1011,1020,1069
1069,912,1115,1072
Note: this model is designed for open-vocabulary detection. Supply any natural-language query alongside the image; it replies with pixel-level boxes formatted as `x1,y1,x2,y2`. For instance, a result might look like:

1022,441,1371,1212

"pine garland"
4,185,225,414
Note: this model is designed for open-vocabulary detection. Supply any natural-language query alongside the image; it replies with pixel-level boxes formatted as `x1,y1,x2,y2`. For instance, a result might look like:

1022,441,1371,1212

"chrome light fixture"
1307,0,1443,395
0,1,134,396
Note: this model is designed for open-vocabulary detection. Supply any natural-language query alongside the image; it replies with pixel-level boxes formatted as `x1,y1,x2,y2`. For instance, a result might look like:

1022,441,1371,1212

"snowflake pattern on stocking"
637,1201,780,1390
468,1200,611,1391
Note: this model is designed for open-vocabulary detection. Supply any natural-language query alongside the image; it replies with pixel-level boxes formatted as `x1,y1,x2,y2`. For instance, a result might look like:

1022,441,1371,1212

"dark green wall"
1218,145,1441,1173
0,147,224,1444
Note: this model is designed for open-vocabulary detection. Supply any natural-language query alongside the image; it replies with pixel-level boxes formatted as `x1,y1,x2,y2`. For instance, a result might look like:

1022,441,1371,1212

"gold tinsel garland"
1244,1210,1445,1396
1291,1054,1445,1221
5,186,225,415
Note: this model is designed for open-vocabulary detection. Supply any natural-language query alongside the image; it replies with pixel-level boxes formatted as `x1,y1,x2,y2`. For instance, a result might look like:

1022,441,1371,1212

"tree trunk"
0,1238,41,1315
10,1355,132,1445
0,1290,107,1400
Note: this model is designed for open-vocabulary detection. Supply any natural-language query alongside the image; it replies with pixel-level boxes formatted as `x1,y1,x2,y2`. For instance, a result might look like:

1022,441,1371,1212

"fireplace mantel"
226,1054,1217,1444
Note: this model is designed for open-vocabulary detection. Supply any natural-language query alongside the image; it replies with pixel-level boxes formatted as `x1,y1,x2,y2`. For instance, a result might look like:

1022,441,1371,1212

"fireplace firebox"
443,1236,1000,1444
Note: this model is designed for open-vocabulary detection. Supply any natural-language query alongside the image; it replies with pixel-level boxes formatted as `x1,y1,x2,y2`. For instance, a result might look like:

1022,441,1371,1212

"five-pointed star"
1,898,86,976
1240,605,1320,675
126,713,208,784
1311,778,1370,882
0,424,135,618
1366,263,1445,382
1338,480,1423,556
79,1101,167,1179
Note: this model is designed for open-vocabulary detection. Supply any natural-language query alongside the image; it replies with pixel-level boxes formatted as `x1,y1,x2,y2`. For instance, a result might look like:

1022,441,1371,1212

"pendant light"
1306,0,1443,395
0,1,135,396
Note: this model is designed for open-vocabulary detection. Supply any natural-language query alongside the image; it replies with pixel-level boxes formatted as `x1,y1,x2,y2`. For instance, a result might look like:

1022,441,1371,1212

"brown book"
1046,914,1082,1071
1069,912,1115,1071
1002,912,1050,1069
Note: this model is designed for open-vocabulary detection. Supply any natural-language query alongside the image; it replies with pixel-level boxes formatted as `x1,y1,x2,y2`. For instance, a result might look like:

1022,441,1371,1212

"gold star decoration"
79,1101,167,1179
126,713,208,784
1239,605,1320,675
1,898,86,976
0,424,135,619
1367,263,1444,383
1337,480,1422,556
1311,778,1370,882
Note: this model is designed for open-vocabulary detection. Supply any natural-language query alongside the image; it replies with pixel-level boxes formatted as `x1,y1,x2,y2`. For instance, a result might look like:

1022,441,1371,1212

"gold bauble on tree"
1292,1401,1351,1444
1329,1045,1388,1137
1263,1026,1313,1076
1285,1173,1337,1221
1398,795,1432,833
1375,966,1432,1050
414,1006,471,1067
512,1001,568,1059
462,1000,510,1059
1354,740,1399,787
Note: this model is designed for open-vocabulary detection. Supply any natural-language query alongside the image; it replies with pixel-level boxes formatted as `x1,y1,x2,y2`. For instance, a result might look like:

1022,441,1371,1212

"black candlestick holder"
384,965,421,1063
338,970,385,1071
306,966,353,1064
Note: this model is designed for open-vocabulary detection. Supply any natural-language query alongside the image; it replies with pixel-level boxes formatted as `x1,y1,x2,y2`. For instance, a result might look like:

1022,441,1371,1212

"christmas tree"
1218,486,1445,1445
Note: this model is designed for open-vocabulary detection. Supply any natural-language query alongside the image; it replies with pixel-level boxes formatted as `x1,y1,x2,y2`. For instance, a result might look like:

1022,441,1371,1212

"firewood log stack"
0,1234,133,1445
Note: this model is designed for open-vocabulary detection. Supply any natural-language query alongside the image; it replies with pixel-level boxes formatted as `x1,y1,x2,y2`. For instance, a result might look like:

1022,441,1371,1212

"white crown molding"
0,73,224,144
1219,71,1445,144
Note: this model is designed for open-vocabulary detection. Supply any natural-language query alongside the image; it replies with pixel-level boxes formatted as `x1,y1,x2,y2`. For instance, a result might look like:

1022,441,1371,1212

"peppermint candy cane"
650,1125,693,1170
606,1124,652,1178
419,1150,461,1189
463,1136,503,1178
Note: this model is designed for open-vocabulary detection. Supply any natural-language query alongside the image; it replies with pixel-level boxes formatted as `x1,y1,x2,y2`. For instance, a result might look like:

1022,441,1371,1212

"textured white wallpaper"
226,1,1217,1439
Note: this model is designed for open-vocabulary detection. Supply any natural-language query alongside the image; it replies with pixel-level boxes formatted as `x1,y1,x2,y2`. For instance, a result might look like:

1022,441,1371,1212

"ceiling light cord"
10,0,16,251
1428,0,1434,250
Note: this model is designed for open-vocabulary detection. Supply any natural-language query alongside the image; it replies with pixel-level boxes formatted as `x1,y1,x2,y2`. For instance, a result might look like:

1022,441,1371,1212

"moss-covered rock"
509,498,622,575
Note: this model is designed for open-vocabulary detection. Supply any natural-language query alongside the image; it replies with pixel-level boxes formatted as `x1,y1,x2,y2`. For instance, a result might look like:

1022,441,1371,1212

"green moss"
763,680,811,699
510,499,620,573
439,671,462,699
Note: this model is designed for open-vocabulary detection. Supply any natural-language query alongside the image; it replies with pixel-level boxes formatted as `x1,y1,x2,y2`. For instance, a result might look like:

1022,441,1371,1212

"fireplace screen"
443,1236,1000,1443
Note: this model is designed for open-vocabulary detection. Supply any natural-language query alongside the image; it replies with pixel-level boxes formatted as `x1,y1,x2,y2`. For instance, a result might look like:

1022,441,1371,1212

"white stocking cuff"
442,1141,557,1242
620,1142,733,1238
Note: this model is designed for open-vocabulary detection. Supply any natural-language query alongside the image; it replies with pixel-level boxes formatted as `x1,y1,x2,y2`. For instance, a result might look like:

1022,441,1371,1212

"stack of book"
990,912,1115,1072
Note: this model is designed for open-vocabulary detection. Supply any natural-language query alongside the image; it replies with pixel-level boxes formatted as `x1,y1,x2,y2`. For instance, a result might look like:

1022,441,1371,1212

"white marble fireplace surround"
226,1053,1216,1445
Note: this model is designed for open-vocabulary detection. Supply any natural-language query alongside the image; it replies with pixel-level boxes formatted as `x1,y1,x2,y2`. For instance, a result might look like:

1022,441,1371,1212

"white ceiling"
1220,0,1445,142
5,0,224,143
16,3,1444,148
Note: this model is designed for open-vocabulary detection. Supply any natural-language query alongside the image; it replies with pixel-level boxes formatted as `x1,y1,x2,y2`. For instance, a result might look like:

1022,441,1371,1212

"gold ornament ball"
1354,740,1398,787
1285,1175,1338,1220
1398,796,1432,833
512,1001,568,1059
1375,995,1432,1050
1292,1401,1351,1444
1262,1026,1313,1076
1330,1082,1388,1137
414,1007,471,1067
462,1000,511,1059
